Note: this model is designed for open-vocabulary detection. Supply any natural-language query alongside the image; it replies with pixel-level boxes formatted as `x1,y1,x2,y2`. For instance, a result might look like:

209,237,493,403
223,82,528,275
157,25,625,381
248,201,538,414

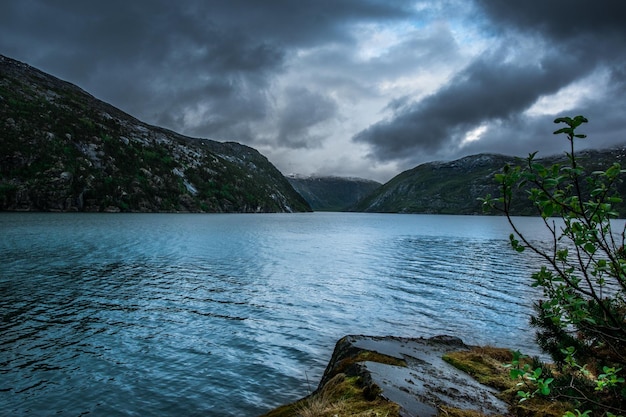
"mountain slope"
286,175,381,211
0,55,310,213
352,149,626,215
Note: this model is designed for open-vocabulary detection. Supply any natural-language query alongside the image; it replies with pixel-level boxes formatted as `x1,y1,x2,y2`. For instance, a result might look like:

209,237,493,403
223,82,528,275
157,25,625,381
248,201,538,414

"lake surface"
1,212,548,416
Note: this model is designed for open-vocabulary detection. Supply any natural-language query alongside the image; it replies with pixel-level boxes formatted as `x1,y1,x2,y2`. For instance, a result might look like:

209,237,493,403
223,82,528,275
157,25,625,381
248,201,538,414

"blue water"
1,212,547,416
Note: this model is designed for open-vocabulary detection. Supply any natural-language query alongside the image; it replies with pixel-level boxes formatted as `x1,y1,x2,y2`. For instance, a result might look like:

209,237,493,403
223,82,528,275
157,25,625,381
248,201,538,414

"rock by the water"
317,334,509,417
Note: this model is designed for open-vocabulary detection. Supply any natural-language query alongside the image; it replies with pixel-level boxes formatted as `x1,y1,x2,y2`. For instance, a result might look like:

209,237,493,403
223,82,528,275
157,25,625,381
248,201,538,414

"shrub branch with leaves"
482,116,626,416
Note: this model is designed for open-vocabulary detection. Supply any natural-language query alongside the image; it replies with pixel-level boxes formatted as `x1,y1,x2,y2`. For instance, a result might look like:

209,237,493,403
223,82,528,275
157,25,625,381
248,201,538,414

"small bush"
483,116,626,416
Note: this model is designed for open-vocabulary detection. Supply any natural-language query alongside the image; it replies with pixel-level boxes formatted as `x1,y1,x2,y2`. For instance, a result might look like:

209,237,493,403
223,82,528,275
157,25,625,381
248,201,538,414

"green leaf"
542,203,554,218
510,369,525,379
540,379,553,396
572,115,588,125
554,127,573,135
554,116,573,125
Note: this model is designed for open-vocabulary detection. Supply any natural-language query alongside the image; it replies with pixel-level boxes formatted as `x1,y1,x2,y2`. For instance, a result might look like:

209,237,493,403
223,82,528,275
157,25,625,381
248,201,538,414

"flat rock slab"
320,335,509,417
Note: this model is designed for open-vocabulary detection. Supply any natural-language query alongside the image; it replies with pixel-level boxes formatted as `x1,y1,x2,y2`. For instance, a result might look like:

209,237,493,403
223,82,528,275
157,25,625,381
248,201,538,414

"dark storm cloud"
3,1,625,181
0,0,413,145
354,47,595,162
475,0,626,41
353,1,626,166
276,87,338,149
460,90,626,159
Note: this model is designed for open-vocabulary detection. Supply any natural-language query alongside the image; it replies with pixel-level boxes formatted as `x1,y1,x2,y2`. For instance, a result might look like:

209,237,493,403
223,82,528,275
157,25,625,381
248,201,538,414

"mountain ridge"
351,148,626,215
0,54,311,213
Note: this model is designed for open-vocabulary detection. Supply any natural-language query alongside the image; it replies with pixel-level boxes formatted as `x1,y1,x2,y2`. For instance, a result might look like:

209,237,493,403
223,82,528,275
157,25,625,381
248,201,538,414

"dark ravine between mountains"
286,175,381,211
0,55,310,213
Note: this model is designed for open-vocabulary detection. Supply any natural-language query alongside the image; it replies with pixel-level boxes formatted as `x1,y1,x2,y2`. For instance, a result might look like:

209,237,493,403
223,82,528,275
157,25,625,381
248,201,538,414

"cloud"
0,1,415,142
274,87,339,149
353,46,594,162
352,1,626,169
2,0,625,182
475,0,626,41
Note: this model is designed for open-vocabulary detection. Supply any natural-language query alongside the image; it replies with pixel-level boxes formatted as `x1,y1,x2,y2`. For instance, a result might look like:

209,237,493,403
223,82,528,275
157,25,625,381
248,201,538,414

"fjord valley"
289,148,626,215
3,53,626,216
3,53,626,417
286,175,381,211
0,55,310,213
4,0,626,414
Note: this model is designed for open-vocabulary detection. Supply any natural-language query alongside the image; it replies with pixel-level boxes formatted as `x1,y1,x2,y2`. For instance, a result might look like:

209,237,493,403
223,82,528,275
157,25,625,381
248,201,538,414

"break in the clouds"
355,0,626,169
1,1,625,182
354,44,596,162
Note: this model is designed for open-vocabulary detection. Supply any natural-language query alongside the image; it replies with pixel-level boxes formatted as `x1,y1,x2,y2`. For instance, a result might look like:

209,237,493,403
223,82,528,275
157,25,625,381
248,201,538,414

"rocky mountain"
0,55,311,213
351,149,626,215
286,175,381,211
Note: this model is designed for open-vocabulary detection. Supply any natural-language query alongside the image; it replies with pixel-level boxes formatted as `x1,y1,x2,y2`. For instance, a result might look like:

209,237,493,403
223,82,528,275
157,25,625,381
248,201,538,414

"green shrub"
483,116,626,416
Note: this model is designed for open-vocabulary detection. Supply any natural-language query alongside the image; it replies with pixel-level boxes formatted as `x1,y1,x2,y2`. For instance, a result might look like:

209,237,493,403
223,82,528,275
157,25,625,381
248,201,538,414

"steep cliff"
0,55,311,213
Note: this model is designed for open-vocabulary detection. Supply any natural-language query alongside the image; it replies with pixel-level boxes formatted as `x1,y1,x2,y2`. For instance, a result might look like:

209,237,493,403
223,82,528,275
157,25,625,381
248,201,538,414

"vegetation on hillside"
352,150,626,215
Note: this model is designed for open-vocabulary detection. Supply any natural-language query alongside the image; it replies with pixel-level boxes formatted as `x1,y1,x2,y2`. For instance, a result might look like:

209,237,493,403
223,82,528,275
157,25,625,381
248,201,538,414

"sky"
1,1,625,183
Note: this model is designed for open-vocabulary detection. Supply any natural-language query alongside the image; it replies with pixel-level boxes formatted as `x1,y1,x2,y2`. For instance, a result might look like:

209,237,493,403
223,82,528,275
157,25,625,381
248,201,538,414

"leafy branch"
483,116,626,416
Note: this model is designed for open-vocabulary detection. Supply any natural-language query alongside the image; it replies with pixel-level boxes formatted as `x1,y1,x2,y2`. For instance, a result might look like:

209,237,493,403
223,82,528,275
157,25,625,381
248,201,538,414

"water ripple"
1,213,551,416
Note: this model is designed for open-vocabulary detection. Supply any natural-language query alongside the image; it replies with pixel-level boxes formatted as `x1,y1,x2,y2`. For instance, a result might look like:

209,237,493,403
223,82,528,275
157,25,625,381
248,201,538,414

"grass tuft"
260,373,399,417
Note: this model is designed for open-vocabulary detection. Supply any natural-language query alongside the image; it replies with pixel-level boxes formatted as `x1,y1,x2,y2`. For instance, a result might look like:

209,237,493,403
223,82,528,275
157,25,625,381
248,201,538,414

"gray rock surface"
320,335,509,417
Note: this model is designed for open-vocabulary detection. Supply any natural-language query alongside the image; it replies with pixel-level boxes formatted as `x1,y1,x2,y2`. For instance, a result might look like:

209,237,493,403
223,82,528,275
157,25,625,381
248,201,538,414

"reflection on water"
1,212,547,416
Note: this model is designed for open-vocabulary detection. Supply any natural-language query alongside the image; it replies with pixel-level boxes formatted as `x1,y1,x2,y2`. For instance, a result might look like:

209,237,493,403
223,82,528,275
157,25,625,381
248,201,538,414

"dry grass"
295,373,395,417
261,372,399,417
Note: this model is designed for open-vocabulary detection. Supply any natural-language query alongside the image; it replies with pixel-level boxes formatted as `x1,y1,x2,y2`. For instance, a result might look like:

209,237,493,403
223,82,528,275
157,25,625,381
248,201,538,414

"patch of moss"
443,347,515,391
321,349,406,384
443,347,574,417
342,350,407,371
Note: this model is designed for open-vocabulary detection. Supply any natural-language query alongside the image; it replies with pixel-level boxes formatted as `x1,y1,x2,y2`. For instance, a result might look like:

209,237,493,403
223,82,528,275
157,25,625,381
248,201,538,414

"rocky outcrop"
262,334,510,417
0,55,311,213
318,335,508,417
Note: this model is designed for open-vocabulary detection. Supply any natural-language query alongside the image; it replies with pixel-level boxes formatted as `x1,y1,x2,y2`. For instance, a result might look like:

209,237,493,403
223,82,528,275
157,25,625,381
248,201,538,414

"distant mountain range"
351,149,626,215
0,55,310,213
3,54,625,216
286,175,381,211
